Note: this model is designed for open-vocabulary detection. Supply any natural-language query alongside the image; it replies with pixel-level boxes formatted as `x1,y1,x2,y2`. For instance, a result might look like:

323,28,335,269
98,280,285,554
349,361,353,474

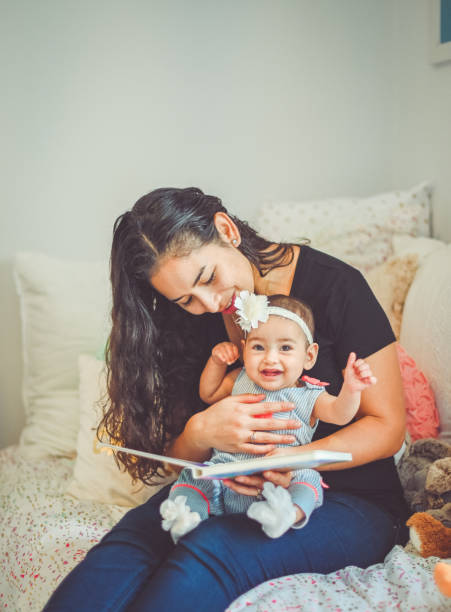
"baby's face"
242,315,309,391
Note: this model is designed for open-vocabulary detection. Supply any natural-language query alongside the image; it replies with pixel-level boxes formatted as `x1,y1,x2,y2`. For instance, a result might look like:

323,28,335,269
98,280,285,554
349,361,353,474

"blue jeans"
44,485,406,612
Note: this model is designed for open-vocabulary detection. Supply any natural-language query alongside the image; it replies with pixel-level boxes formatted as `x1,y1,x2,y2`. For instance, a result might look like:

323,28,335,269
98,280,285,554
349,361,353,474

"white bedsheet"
1,446,449,611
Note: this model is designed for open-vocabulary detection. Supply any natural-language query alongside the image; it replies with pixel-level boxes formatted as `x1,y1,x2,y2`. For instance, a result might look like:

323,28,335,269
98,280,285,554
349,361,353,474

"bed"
1,181,450,611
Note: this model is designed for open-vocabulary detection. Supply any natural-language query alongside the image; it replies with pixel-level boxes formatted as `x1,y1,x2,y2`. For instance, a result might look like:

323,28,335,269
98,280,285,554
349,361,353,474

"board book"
98,441,352,480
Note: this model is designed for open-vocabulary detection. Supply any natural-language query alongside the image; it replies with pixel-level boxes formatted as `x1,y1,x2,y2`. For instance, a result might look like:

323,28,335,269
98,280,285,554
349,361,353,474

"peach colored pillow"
365,254,419,339
396,344,440,442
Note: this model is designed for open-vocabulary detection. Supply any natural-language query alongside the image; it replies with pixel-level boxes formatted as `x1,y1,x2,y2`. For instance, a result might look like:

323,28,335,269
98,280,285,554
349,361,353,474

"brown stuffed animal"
406,512,451,558
400,438,451,599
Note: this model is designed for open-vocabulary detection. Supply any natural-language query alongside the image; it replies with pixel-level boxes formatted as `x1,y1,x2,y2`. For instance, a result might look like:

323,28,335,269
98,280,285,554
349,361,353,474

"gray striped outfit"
168,369,326,527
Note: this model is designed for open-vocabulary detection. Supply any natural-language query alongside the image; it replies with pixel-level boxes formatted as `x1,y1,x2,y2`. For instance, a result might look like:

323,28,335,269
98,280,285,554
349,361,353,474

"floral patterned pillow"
254,181,432,272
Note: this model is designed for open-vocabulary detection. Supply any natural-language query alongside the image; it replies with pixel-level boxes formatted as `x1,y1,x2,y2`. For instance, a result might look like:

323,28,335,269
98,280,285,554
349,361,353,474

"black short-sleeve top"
202,246,408,521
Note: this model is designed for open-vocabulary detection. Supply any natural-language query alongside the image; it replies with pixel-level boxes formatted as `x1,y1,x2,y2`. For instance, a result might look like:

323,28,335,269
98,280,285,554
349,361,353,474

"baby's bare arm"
313,352,377,425
199,342,240,404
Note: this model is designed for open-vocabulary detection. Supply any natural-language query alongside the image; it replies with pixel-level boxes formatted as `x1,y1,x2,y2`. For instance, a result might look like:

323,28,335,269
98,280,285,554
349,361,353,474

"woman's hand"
187,393,301,456
224,446,298,496
178,393,301,497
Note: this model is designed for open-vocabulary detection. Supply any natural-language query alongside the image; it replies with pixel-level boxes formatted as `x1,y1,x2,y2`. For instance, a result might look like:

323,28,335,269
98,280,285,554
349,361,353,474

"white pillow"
400,244,451,442
66,355,174,506
255,181,432,272
363,236,447,339
14,252,111,458
392,234,447,263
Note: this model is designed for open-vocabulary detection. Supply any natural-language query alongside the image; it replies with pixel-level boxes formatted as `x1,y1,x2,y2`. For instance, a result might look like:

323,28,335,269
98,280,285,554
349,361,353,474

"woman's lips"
222,294,237,314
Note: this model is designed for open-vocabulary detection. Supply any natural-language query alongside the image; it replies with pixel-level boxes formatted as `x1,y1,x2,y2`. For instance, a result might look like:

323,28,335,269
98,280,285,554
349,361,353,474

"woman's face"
150,241,255,315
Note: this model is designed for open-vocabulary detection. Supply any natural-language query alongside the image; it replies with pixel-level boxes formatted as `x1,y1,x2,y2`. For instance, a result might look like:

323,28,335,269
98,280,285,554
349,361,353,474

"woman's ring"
249,431,257,443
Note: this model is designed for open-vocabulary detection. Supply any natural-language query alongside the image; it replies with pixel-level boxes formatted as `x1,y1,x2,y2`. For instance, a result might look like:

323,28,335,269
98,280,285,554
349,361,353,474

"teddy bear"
405,514,451,598
398,437,451,599
406,512,451,558
397,437,451,519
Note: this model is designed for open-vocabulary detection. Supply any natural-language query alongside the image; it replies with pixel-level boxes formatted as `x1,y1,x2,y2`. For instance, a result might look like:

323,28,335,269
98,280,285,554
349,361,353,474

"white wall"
391,0,451,240
1,0,448,448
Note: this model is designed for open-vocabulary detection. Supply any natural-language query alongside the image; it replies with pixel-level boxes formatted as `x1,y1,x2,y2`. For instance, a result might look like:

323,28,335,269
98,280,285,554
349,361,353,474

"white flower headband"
234,291,313,345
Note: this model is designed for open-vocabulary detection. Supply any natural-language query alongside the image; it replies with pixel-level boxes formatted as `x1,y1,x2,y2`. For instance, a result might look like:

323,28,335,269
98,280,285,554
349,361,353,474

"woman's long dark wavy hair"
99,187,295,484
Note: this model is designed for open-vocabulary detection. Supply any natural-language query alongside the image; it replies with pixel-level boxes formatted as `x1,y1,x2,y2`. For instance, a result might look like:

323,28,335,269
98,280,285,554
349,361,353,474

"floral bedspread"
1,446,449,611
227,547,448,611
0,446,127,611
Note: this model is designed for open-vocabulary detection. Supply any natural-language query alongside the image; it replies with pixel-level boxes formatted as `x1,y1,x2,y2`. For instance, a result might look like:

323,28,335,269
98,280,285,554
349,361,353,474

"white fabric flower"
160,495,201,544
234,291,269,333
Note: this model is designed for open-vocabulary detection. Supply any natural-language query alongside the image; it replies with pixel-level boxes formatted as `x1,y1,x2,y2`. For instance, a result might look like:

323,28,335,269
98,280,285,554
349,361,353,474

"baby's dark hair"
267,294,315,345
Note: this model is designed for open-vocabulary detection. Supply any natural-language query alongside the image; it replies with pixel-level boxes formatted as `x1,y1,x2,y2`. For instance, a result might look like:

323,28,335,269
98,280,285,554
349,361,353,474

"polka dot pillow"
254,181,432,272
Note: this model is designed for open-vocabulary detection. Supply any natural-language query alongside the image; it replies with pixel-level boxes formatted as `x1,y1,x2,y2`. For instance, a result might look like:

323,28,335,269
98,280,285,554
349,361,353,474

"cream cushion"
66,355,174,506
400,244,451,442
392,234,447,262
255,181,432,272
365,254,419,339
364,235,447,339
14,252,110,458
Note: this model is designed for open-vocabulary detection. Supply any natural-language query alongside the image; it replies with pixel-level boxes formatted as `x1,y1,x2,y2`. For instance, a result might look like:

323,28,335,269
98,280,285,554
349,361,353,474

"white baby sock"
160,495,201,544
247,482,297,538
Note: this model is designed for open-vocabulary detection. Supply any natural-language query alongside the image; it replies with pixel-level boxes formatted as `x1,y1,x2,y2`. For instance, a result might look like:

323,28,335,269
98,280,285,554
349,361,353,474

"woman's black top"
200,245,408,521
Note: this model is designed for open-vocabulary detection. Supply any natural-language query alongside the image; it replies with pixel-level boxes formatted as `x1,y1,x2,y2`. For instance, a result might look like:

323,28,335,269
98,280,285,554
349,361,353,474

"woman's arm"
308,342,405,468
268,342,405,470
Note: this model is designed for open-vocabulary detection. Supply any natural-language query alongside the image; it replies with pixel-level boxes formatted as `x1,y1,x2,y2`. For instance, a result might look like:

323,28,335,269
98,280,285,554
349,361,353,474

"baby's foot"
160,495,201,544
247,482,296,538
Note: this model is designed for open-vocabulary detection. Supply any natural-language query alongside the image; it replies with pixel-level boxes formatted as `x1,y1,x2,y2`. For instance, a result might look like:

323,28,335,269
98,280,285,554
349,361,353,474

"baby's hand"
211,342,240,366
343,352,377,392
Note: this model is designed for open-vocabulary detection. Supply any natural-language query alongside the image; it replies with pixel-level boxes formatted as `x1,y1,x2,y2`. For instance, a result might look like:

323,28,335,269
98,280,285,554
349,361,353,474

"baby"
160,292,377,542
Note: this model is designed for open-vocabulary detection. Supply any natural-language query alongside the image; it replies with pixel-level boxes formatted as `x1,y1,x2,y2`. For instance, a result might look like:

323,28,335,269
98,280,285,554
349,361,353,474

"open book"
98,441,352,480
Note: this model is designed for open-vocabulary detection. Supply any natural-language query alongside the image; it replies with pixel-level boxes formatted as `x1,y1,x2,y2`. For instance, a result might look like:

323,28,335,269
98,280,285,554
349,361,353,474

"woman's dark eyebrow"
171,266,206,303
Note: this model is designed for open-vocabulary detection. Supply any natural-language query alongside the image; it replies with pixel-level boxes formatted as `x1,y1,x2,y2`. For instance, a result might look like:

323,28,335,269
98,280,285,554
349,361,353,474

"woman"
45,187,408,611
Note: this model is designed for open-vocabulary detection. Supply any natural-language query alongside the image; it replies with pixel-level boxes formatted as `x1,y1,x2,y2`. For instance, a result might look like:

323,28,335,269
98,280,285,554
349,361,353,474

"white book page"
98,442,352,479
97,441,207,469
